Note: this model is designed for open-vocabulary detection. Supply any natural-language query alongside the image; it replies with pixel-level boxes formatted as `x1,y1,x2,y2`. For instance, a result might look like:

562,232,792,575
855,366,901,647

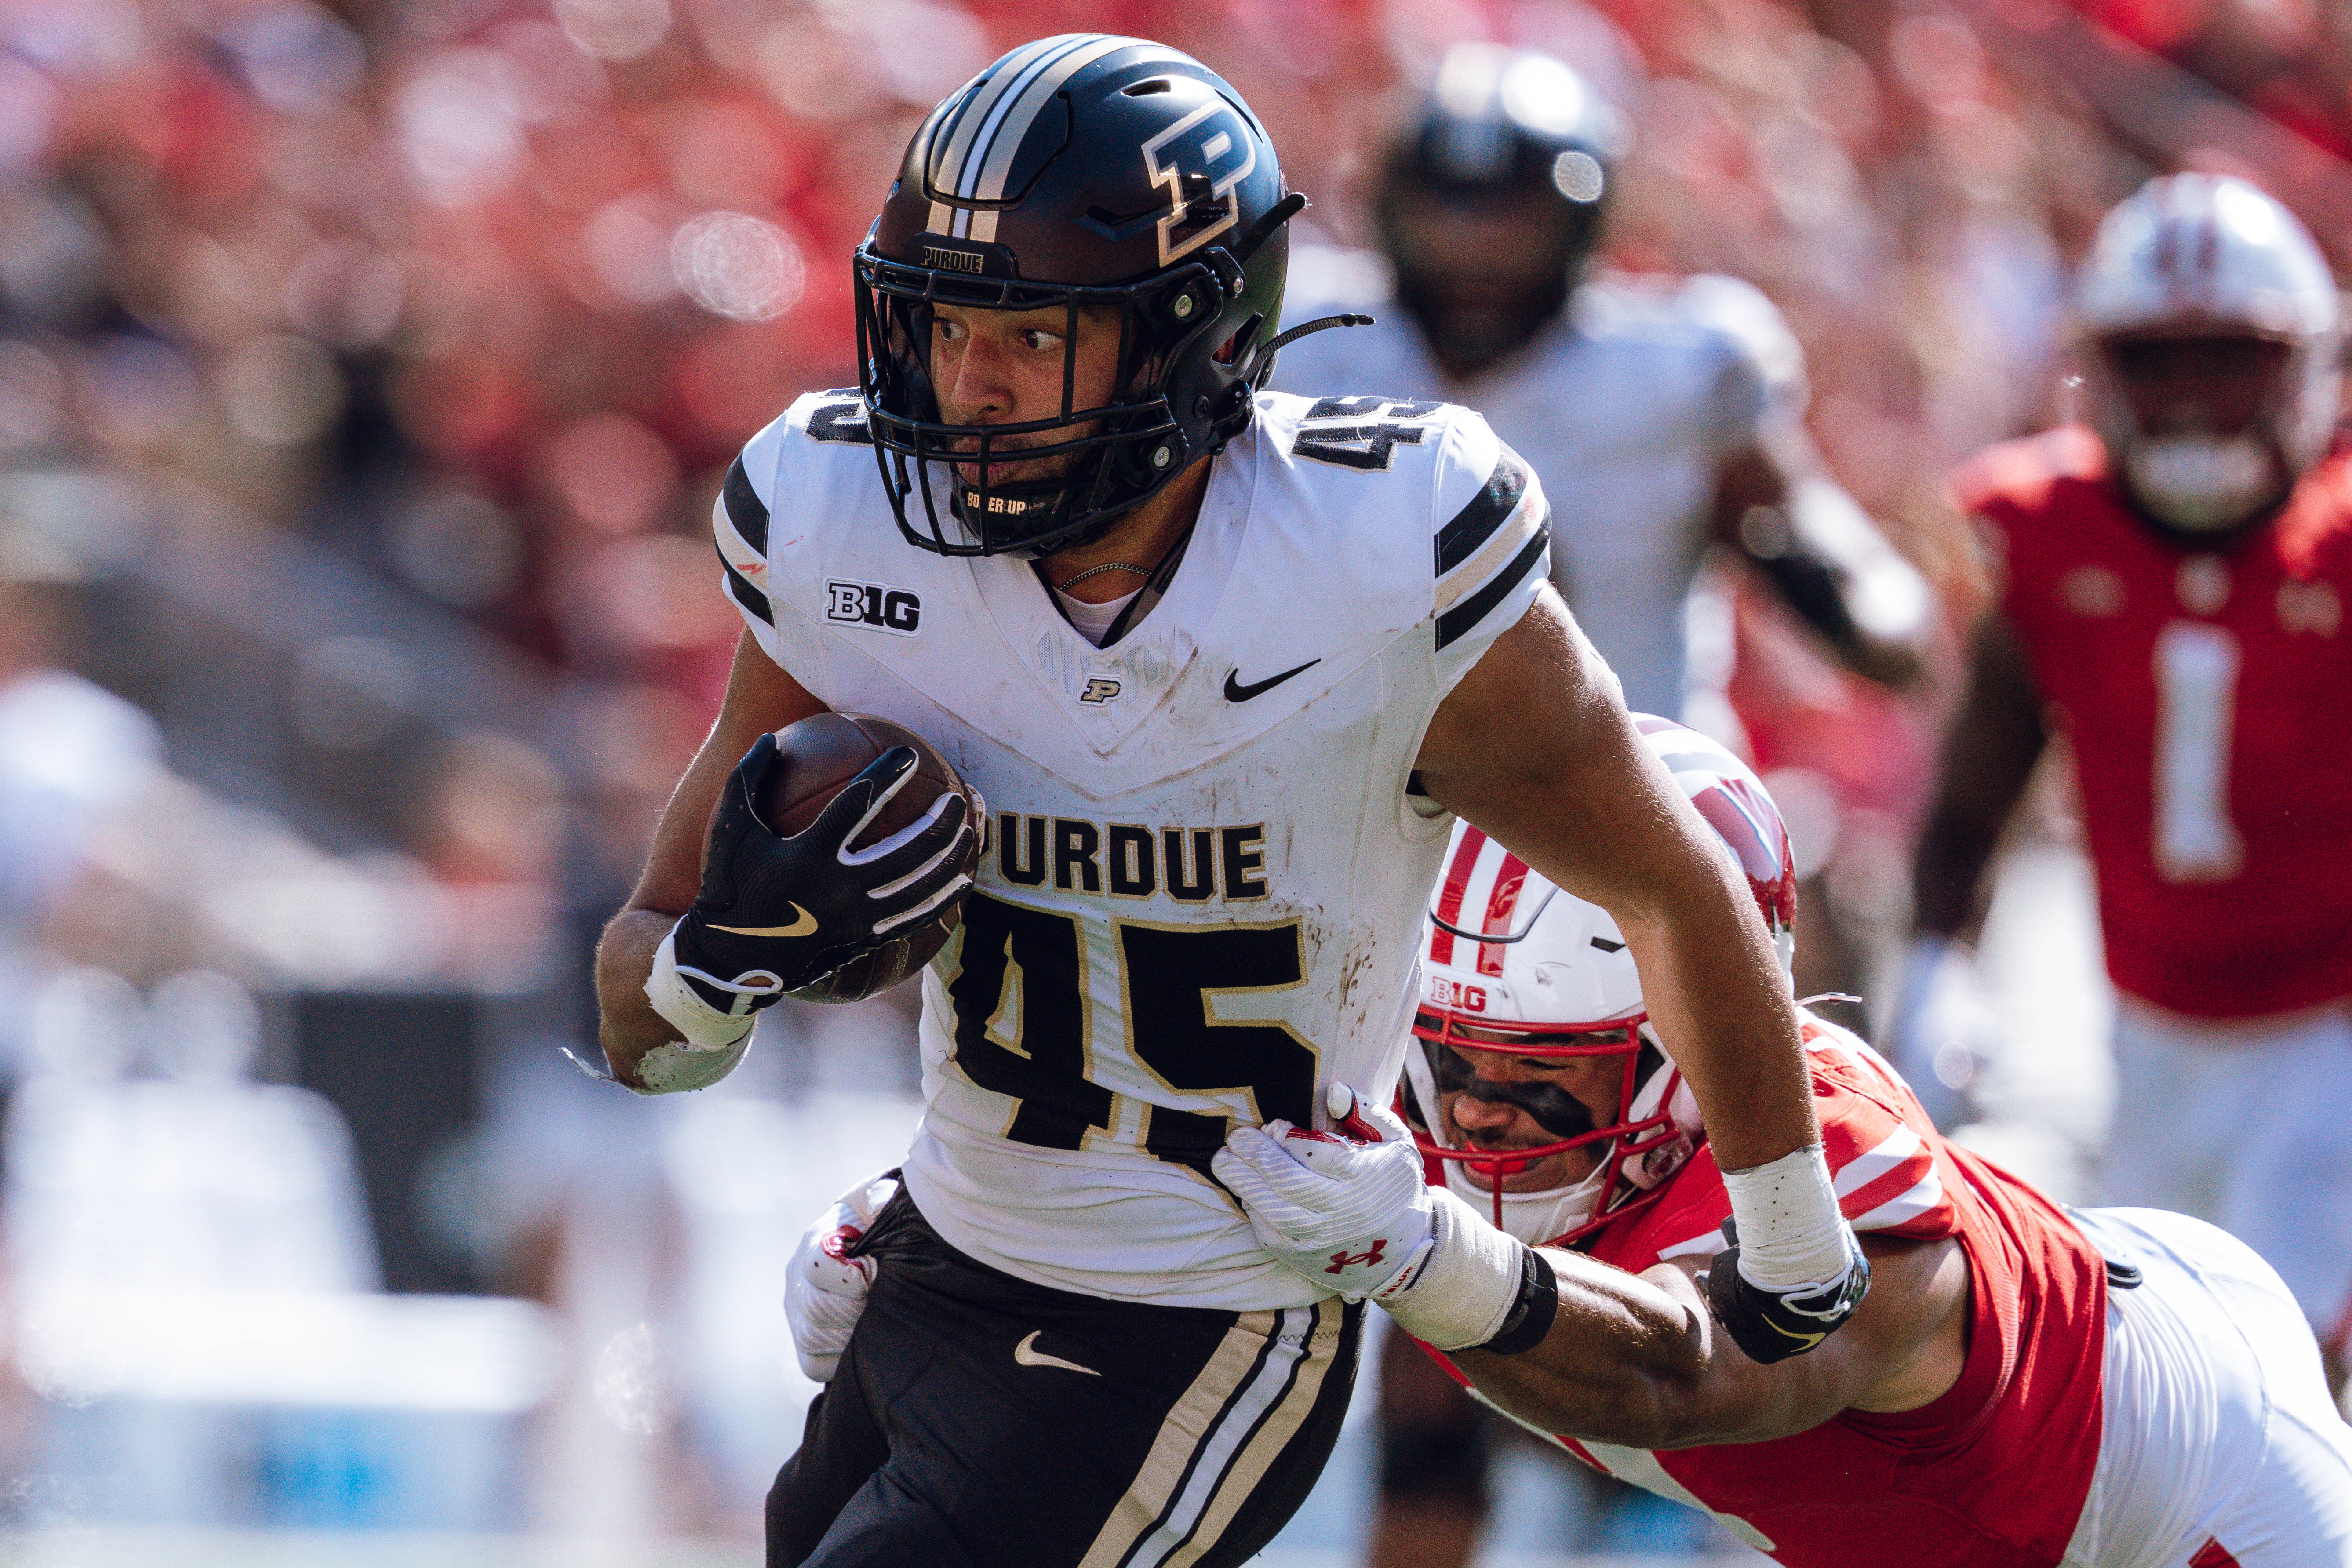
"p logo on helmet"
1144,101,1259,265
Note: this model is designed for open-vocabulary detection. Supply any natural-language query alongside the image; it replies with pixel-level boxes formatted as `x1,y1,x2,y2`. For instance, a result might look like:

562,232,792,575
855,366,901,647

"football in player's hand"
754,711,982,1003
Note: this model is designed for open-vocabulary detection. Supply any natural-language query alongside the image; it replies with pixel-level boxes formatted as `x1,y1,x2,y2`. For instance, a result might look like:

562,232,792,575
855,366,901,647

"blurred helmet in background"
1402,716,1797,1247
1376,44,1626,380
2075,174,2344,534
856,34,1296,559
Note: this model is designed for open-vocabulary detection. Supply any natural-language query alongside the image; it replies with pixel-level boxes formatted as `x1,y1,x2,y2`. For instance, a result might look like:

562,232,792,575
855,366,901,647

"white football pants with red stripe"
2064,1207,2352,1567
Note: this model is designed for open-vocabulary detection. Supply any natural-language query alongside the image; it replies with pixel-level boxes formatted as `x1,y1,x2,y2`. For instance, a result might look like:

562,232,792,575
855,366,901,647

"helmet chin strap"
2123,432,2283,532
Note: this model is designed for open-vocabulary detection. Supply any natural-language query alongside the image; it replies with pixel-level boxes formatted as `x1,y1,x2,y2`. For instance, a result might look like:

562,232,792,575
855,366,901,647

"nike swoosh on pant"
1223,658,1321,702
709,904,819,939
1014,1330,1100,1376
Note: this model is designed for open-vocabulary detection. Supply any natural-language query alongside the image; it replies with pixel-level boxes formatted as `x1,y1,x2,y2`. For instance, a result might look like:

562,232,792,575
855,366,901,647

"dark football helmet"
855,35,1313,559
1377,44,1626,378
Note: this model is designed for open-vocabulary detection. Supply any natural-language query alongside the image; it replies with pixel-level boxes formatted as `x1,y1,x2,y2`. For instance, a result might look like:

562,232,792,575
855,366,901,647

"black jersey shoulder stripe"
718,544,773,626
1435,517,1549,652
721,456,769,557
1433,451,1532,578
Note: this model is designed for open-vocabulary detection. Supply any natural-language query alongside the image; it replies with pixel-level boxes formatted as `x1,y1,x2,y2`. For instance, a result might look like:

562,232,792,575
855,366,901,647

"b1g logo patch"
826,580,922,636
1428,977,1487,1013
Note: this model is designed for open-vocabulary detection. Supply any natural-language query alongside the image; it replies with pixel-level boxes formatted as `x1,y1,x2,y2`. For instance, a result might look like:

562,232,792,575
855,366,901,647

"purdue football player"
593,35,1868,1568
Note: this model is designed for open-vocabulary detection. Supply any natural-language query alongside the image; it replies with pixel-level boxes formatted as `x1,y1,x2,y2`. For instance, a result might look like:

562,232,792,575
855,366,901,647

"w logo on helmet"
1325,1240,1387,1274
1142,102,1258,266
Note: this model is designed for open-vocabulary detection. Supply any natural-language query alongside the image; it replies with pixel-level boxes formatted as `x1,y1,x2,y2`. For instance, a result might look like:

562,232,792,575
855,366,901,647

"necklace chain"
1055,560,1154,592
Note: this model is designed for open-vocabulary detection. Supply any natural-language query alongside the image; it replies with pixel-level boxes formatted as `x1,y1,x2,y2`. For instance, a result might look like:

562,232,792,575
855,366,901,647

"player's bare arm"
1910,610,2047,944
1708,442,1929,691
593,630,827,1083
1454,1232,1969,1451
1414,589,1815,1177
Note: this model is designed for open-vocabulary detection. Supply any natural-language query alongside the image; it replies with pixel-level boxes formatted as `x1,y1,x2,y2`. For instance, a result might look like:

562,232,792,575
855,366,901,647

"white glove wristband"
630,927,757,1094
1720,1144,1851,1292
646,926,762,1046
1377,1187,1528,1352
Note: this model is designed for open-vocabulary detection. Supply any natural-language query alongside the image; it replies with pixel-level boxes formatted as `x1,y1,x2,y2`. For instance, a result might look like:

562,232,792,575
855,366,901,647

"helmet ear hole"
1212,313,1261,367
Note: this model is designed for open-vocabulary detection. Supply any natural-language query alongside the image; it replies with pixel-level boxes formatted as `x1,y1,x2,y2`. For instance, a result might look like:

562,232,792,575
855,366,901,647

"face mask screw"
1173,293,1195,319
1151,444,1172,469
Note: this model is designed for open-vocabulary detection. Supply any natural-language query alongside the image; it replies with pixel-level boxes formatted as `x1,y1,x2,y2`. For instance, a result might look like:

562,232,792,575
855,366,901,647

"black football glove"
671,734,976,1011
1700,1217,1871,1365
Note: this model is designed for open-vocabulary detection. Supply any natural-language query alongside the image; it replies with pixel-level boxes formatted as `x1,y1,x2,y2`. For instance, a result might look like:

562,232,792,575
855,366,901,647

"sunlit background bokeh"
0,0,2337,1560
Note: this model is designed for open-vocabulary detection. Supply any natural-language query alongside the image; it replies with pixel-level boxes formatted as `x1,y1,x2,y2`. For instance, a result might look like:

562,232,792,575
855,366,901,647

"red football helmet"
1402,716,1797,1246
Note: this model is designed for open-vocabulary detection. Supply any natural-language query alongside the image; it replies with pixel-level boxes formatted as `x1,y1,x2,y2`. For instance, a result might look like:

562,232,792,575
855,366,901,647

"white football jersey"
716,389,1549,1307
1274,251,1805,717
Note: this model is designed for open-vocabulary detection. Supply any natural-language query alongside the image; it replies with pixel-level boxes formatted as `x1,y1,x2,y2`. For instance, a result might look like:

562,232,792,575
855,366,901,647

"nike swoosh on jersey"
709,905,819,939
1224,658,1321,702
1014,1330,1100,1376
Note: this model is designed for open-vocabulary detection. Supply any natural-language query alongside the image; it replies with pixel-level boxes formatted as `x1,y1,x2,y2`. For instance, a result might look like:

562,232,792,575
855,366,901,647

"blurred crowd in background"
1,0,2347,1554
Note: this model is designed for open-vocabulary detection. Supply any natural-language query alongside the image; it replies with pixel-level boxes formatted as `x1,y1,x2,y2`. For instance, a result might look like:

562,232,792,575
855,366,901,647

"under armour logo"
1141,101,1257,266
1079,677,1121,705
1325,1240,1387,1274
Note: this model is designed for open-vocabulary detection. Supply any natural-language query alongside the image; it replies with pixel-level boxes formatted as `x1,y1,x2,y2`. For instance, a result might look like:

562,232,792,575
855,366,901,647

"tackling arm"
1455,1232,1969,1451
594,629,828,1084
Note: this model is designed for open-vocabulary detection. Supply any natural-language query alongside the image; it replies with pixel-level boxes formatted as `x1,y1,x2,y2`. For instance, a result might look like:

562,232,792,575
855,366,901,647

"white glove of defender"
1212,1084,1435,1302
1216,1084,1534,1351
785,1169,898,1382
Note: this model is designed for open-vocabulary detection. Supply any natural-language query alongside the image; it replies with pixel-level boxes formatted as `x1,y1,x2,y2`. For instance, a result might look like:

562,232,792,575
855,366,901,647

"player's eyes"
1015,327,1062,351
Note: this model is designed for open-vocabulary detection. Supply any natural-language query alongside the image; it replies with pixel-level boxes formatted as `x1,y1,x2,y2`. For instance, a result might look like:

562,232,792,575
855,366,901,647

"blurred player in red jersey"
1891,174,2352,1381
1200,722,2352,1567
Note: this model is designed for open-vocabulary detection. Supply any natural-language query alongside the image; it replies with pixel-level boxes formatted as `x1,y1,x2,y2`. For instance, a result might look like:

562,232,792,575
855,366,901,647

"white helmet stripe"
930,35,1067,198
966,36,1140,244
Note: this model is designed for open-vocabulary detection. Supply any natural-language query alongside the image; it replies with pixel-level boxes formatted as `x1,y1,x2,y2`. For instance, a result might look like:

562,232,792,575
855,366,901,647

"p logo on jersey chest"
1079,677,1122,705
826,580,922,636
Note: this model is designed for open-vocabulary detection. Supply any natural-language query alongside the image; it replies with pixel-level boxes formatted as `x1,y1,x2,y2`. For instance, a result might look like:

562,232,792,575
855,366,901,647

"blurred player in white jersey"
592,35,1870,1568
1274,44,1929,723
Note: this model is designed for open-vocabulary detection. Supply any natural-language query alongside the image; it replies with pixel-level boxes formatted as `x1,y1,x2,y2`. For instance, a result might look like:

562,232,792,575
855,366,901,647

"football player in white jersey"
592,36,1868,1568
1275,44,1928,720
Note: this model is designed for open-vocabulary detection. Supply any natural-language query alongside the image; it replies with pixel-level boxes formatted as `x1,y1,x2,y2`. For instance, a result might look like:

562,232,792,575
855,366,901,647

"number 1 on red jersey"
2153,621,2246,883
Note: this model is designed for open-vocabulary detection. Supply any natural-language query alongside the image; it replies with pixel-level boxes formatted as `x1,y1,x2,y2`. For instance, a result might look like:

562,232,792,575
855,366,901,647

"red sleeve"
1618,1023,1966,1265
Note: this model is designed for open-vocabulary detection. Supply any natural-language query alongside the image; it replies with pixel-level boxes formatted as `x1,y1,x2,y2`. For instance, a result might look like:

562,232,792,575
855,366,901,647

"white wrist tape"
630,927,757,1094
1720,1144,1851,1292
645,925,765,1048
1377,1187,1527,1352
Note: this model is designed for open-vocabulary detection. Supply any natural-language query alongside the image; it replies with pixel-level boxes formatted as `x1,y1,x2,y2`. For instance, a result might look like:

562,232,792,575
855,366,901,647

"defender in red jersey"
1213,771,2352,1567
1895,174,2352,1368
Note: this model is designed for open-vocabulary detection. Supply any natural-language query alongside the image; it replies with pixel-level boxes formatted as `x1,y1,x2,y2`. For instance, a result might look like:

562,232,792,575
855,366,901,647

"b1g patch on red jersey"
1958,429,2352,1019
